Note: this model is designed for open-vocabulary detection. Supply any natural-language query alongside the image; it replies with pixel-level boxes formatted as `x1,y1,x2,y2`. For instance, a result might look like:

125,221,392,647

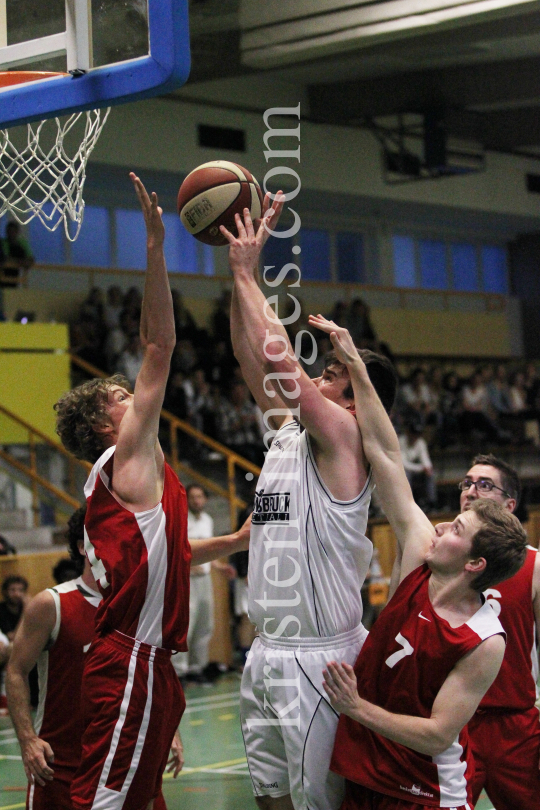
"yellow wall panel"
0,324,70,443
370,310,510,357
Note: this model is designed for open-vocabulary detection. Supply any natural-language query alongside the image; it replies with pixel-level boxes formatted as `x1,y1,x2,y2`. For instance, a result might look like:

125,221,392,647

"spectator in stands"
211,289,232,349
185,368,218,440
0,221,34,287
103,285,124,330
115,331,144,389
438,371,462,448
488,363,512,418
509,369,540,446
400,367,437,427
203,338,237,392
398,421,437,511
171,290,198,342
79,287,104,326
104,307,130,372
164,370,188,421
0,575,28,641
328,301,348,327
52,558,81,584
524,362,540,410
461,369,501,442
173,338,199,376
346,297,377,349
217,380,262,465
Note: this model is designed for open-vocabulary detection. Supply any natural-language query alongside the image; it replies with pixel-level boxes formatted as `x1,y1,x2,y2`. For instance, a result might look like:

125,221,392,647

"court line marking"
185,691,239,706
0,729,16,736
183,699,239,714
0,739,17,746
0,754,22,760
162,756,247,780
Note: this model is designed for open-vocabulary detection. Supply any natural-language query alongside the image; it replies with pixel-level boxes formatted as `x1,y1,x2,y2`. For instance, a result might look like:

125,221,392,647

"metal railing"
70,354,261,528
0,402,91,525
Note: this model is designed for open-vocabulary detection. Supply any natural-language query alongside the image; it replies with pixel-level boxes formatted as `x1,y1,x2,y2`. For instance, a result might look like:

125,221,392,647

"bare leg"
255,795,294,810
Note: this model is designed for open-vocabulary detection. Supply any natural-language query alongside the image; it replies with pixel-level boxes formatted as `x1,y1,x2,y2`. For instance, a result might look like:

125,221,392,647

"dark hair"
470,453,521,506
468,499,527,592
54,374,130,463
186,483,208,498
66,506,86,574
324,349,398,414
2,574,28,593
52,558,81,585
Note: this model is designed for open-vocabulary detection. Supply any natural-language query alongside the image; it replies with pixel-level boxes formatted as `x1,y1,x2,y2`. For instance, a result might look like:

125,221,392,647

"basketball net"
0,107,110,241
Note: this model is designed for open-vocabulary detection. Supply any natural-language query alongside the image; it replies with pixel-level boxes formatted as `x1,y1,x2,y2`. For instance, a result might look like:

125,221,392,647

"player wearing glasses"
458,454,540,810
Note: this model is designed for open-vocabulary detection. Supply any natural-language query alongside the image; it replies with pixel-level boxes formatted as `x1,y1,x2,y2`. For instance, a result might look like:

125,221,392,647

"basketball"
177,160,264,246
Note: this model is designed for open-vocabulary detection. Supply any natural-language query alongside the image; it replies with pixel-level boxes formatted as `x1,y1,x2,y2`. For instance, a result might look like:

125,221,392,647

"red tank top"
479,546,538,710
84,447,191,650
35,578,101,778
331,564,505,807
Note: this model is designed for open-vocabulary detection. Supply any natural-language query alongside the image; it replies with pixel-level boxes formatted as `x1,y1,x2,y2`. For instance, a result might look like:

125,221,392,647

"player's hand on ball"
130,172,165,248
166,730,184,778
22,736,54,786
220,191,285,276
323,661,361,718
308,315,362,368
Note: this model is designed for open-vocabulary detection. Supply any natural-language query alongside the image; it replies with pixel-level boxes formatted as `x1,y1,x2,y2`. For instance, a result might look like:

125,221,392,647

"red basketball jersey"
331,564,505,808
479,546,538,710
35,578,101,780
84,447,191,650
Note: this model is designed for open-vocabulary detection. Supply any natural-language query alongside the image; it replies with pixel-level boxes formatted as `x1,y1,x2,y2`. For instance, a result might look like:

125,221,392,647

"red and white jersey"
331,564,505,808
84,446,191,651
480,546,538,710
34,577,101,779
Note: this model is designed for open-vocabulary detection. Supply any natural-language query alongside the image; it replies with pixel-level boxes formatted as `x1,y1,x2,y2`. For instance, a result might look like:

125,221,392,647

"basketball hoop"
0,72,110,241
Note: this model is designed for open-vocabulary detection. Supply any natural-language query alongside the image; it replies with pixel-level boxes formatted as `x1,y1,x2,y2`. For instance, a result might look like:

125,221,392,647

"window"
262,234,296,281
419,239,447,289
337,232,365,283
161,213,199,274
28,203,65,264
300,229,331,281
393,235,416,287
451,243,478,292
71,206,110,267
482,246,508,294
115,209,146,270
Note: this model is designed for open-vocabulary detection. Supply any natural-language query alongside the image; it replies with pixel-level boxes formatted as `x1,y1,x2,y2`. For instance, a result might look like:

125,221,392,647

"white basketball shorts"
240,623,368,810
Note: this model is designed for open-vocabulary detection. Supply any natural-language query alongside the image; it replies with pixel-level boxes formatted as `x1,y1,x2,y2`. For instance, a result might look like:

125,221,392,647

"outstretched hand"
322,661,361,719
130,172,165,248
308,314,362,367
220,191,286,277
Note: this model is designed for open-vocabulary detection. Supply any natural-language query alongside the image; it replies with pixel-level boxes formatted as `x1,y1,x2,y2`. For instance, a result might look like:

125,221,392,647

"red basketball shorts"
468,706,540,810
71,630,184,810
27,776,72,810
340,782,471,810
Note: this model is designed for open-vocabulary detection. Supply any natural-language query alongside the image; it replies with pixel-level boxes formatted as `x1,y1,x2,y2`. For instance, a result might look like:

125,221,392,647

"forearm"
141,243,175,350
234,272,298,386
190,531,247,565
6,666,35,744
347,696,449,757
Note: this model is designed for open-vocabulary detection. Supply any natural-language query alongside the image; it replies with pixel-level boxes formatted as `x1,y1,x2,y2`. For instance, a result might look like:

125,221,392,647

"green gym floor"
0,675,494,810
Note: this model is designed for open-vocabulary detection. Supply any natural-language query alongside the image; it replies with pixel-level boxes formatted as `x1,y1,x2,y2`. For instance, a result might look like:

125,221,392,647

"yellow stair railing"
0,402,91,525
70,354,261,528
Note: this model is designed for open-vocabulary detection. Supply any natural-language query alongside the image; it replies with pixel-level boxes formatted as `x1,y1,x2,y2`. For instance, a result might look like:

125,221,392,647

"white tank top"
248,420,373,639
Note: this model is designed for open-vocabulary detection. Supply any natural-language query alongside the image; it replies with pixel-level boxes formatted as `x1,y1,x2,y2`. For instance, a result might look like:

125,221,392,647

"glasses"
458,478,510,498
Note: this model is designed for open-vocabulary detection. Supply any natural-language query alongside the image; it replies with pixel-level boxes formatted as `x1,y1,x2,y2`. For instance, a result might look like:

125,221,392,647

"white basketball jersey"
248,420,373,639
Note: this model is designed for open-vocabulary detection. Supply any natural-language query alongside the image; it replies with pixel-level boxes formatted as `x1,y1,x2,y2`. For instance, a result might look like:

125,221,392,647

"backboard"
0,0,190,127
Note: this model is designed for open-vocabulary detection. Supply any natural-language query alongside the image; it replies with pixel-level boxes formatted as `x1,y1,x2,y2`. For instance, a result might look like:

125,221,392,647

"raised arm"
323,634,505,757
231,281,292,432
309,315,434,581
6,591,57,787
112,175,176,509
221,206,363,463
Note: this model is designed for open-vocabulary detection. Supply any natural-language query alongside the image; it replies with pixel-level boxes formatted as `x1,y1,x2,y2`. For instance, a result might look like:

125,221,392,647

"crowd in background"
72,285,540,468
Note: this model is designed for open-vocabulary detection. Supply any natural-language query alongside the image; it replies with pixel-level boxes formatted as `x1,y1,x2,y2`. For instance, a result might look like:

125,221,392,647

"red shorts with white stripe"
28,779,167,810
341,781,471,810
71,630,184,810
468,706,540,810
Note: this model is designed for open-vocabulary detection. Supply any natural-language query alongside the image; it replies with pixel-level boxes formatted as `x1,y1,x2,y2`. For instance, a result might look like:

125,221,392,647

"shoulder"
21,590,57,631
